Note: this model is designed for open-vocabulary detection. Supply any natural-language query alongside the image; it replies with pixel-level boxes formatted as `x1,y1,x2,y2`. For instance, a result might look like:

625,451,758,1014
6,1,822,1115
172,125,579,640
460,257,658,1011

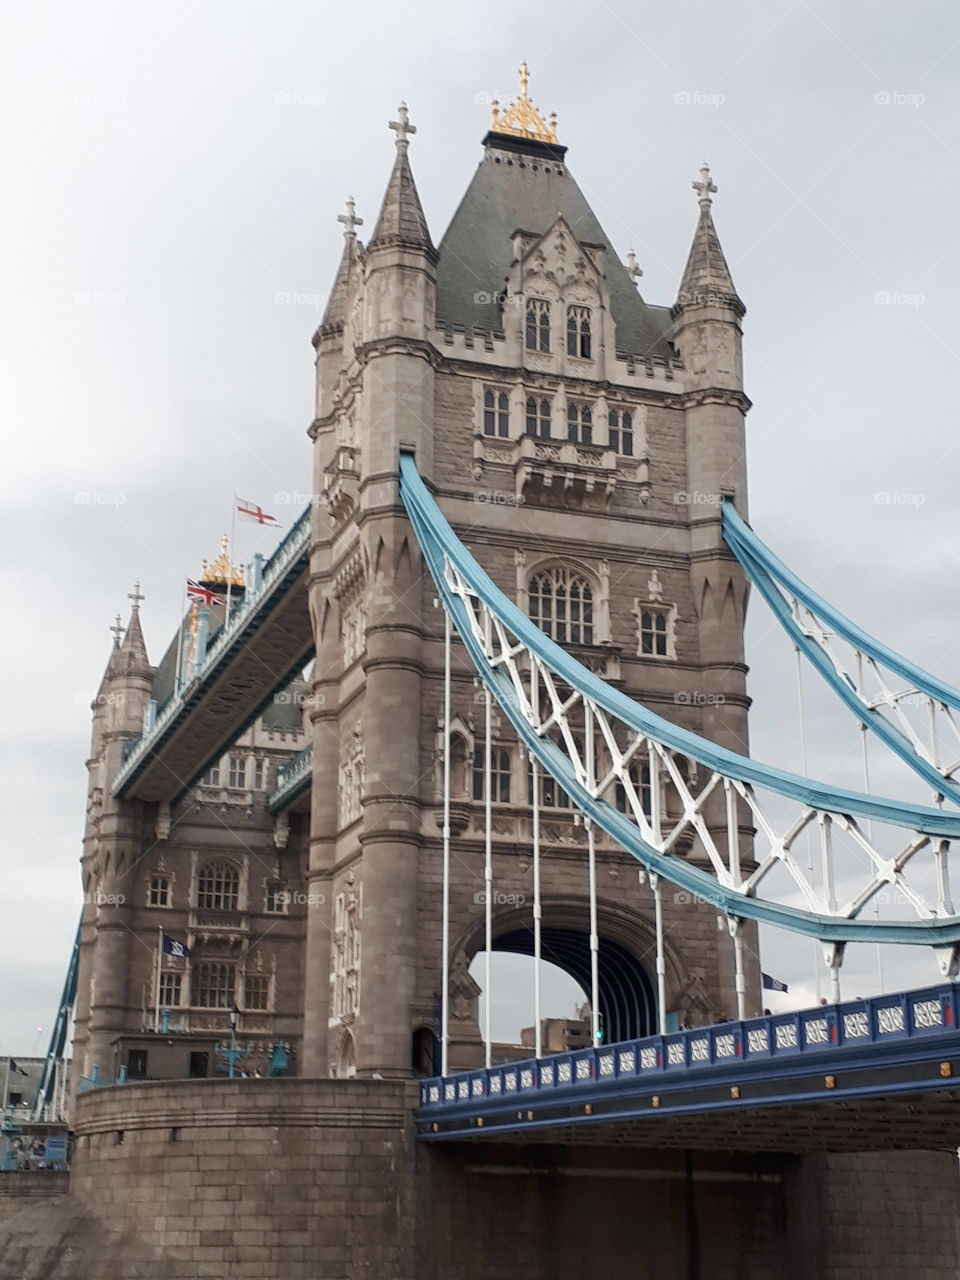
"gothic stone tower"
305,70,754,1079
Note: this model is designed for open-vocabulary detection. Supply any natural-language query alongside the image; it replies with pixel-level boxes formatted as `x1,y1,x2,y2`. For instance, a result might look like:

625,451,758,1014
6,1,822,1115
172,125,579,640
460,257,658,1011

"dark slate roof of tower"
369,146,437,258
435,137,675,361
676,202,742,312
119,607,152,679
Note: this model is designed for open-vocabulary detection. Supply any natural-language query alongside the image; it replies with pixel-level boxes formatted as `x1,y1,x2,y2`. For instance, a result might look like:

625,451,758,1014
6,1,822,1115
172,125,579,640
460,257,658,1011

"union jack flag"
236,497,279,526
187,579,224,606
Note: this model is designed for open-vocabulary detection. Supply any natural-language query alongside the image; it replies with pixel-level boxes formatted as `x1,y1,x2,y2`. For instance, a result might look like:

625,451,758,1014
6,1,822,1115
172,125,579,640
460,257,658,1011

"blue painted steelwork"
398,452,960,944
722,500,960,803
32,919,80,1120
417,981,960,1139
267,743,313,812
112,505,312,797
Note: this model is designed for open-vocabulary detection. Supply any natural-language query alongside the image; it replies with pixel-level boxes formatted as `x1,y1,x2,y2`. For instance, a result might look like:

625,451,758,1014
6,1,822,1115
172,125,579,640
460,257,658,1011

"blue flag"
162,934,190,959
761,972,788,993
8,1059,29,1076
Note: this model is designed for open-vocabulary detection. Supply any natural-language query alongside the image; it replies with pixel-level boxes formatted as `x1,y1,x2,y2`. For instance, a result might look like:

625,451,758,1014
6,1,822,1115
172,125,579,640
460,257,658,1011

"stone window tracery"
529,566,594,645
148,875,170,907
244,974,269,1011
566,305,592,359
196,860,240,911
332,883,361,1022
525,396,552,439
472,747,511,802
608,408,634,456
192,961,236,1008
483,388,510,438
566,401,593,446
525,298,551,352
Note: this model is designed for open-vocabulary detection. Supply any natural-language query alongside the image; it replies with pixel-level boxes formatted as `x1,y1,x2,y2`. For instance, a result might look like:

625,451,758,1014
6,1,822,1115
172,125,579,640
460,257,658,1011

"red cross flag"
187,579,224,606
236,497,280,527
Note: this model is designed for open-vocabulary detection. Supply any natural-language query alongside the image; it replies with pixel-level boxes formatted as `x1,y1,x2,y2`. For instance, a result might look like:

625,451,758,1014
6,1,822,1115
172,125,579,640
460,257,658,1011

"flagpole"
226,495,238,626
2,1057,10,1115
154,927,163,1033
173,580,186,693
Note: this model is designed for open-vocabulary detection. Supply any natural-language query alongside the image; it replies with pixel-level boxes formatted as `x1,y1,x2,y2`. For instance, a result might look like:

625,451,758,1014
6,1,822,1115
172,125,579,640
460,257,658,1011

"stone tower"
304,68,756,1080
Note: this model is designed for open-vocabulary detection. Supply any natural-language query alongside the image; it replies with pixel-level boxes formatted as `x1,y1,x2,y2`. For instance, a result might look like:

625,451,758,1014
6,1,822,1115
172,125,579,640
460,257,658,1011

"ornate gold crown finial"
490,62,559,145
200,533,244,588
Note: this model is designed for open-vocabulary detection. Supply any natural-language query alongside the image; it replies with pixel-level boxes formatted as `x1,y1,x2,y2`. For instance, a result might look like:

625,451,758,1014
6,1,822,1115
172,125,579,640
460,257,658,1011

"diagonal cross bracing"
399,451,960,949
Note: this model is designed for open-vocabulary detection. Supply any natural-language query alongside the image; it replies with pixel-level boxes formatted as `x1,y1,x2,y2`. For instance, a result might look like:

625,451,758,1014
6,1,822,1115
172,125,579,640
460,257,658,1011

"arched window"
191,961,236,1008
639,608,670,657
608,408,634,456
196,860,240,911
525,397,551,439
483,388,510,438
525,298,551,352
265,881,288,914
528,566,594,645
472,747,511,802
567,402,593,445
148,875,170,908
244,974,269,1011
566,306,592,359
527,758,572,809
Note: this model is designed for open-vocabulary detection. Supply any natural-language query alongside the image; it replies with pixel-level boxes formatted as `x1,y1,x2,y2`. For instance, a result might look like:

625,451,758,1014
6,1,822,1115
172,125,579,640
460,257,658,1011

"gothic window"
472,747,512,802
265,881,288,914
527,756,572,809
342,598,367,667
148,875,170,908
608,408,634,456
525,397,551,439
205,762,220,786
338,754,365,827
191,961,236,1009
227,755,247,789
528,566,594,645
252,757,266,790
244,974,269,1011
615,764,652,818
158,972,181,1008
567,401,593,446
483,388,510,438
639,608,670,657
525,298,551,352
566,305,592,359
196,860,240,911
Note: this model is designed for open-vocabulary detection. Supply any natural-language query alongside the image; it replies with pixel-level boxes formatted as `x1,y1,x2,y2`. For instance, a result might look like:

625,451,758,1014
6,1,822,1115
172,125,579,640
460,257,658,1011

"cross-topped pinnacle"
519,60,530,98
389,102,416,150
693,162,717,208
337,196,363,240
625,250,644,283
128,581,145,612
110,614,124,645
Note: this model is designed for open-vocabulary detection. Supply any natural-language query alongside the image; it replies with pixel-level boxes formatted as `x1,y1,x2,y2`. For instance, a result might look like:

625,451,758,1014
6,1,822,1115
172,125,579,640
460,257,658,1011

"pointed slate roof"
368,109,437,259
97,619,124,692
435,137,674,360
119,603,152,679
676,164,742,313
318,237,356,337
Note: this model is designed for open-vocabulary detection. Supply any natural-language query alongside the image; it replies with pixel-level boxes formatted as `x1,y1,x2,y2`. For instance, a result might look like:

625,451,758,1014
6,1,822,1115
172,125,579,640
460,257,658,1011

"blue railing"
268,743,313,811
419,982,959,1111
112,506,311,795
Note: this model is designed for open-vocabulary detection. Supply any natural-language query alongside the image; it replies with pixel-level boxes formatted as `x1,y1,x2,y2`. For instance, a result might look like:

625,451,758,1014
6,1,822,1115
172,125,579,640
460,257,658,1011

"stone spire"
675,163,743,315
317,198,363,339
98,614,124,688
119,582,152,678
368,103,437,259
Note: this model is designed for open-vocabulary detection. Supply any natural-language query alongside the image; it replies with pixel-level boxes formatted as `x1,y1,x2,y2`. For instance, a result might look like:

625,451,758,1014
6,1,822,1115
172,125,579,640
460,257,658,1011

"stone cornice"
677,387,752,414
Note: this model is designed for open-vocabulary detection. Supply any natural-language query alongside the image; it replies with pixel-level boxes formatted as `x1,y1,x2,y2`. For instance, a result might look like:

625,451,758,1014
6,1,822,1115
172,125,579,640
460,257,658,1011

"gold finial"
489,62,559,145
200,533,244,588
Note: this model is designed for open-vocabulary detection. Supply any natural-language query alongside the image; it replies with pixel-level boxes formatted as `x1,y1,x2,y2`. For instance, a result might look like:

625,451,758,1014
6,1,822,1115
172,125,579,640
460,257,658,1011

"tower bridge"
10,65,960,1280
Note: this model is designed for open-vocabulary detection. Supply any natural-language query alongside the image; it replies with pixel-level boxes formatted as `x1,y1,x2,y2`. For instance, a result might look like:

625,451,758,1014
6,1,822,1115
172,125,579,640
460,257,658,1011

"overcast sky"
3,0,960,1052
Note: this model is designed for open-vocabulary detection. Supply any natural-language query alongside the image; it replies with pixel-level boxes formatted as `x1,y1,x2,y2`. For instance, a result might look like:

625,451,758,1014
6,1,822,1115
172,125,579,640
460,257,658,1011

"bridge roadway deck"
113,510,313,802
417,981,960,1151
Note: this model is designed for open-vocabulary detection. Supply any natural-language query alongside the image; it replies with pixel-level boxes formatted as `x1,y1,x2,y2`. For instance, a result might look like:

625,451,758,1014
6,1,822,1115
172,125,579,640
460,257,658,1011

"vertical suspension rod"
440,606,452,1076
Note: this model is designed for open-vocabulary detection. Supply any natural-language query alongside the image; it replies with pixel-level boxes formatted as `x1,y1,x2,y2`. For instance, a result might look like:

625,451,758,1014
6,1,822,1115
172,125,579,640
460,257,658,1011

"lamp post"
215,1005,251,1079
